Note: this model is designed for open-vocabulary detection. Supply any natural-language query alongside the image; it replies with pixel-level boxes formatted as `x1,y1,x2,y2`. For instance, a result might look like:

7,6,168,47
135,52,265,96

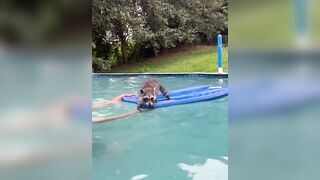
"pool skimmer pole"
217,34,223,74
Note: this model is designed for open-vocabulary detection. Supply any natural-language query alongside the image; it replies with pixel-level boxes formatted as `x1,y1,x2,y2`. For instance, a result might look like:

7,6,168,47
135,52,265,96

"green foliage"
92,58,112,72
92,0,228,72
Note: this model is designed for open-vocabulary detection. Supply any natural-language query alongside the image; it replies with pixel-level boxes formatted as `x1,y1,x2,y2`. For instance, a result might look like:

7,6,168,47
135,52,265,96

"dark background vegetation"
92,0,228,72
0,0,90,47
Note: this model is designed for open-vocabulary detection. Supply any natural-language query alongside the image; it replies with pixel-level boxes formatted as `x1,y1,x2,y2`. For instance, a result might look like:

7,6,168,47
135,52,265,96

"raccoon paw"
137,106,142,112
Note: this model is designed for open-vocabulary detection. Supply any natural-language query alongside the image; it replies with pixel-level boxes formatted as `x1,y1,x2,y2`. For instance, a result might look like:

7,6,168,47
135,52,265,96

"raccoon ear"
139,88,144,94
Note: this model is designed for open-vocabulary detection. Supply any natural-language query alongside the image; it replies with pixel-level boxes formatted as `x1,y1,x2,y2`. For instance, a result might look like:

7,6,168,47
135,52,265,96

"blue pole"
294,0,307,35
217,34,223,73
294,0,309,48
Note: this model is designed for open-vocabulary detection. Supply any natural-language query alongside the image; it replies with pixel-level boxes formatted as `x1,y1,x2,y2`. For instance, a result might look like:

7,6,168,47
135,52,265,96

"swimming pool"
92,74,228,180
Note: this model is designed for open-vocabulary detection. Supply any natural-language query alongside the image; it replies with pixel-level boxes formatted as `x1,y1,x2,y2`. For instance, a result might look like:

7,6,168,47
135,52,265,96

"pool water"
92,75,228,180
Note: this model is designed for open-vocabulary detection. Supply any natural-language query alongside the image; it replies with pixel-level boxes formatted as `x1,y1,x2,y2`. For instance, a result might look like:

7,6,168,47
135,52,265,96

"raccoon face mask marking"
139,87,157,107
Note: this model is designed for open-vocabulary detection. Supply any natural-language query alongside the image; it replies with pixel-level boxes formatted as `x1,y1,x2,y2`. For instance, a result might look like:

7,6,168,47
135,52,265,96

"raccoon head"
139,87,157,107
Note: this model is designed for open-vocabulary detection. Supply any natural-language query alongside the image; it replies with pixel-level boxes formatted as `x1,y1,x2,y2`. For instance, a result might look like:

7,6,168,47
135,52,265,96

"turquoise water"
92,75,228,180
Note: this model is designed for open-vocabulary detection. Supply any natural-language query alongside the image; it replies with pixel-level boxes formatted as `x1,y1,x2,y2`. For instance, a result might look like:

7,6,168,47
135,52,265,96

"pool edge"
92,72,228,78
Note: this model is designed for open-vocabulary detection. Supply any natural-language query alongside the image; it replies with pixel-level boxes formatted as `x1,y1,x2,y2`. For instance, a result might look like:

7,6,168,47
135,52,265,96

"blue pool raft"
122,85,228,108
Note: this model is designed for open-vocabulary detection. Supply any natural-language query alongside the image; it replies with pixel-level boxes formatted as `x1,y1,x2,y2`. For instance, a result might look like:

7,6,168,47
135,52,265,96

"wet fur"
137,78,170,111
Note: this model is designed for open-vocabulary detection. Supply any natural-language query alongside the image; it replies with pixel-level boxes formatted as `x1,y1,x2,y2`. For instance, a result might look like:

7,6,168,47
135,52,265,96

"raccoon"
137,78,170,111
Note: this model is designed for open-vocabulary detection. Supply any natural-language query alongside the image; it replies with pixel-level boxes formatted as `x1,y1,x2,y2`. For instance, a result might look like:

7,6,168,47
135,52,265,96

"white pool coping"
92,72,228,76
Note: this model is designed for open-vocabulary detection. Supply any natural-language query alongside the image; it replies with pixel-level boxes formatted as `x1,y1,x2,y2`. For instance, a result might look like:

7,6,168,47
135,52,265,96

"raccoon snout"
146,102,155,108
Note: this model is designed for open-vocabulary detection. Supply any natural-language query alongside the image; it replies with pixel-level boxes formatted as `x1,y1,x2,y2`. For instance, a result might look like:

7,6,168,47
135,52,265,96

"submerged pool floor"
92,75,228,180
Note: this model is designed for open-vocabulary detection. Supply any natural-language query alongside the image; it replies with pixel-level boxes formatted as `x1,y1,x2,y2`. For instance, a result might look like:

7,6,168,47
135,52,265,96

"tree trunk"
113,20,129,64
152,42,158,57
120,39,128,64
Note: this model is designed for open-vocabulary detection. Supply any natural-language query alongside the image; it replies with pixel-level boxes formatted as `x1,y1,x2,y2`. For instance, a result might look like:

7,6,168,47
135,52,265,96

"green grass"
230,0,294,47
110,47,228,73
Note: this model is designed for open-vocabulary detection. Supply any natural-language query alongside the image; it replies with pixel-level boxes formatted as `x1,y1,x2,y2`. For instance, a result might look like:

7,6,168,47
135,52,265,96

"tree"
92,0,228,71
137,0,172,56
167,0,228,42
93,0,142,64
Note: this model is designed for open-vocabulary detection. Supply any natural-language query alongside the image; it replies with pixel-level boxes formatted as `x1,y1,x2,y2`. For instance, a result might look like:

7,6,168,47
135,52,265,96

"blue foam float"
122,85,228,108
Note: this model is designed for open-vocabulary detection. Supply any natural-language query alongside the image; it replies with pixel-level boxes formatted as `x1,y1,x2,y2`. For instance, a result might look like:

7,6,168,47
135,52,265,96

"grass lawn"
110,46,228,73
